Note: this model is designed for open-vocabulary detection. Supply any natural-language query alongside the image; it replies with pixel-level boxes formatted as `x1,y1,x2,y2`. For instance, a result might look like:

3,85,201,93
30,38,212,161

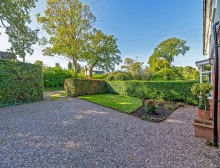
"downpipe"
213,21,219,148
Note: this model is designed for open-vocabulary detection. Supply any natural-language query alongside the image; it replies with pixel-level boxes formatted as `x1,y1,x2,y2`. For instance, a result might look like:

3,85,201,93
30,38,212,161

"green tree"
34,60,43,66
37,0,96,75
0,0,39,62
68,61,72,70
148,38,190,68
121,58,143,77
148,56,170,72
183,66,199,80
83,29,121,78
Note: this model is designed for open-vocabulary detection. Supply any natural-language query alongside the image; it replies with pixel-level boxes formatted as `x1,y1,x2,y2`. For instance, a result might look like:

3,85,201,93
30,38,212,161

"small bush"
145,100,157,113
0,60,43,107
164,104,173,110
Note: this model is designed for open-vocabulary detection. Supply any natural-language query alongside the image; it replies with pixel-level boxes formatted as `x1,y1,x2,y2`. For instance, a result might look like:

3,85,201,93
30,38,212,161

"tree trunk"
22,57,25,63
88,66,94,79
72,56,77,76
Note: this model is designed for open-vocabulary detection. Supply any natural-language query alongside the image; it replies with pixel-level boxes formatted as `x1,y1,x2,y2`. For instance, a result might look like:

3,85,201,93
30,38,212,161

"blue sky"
0,0,205,69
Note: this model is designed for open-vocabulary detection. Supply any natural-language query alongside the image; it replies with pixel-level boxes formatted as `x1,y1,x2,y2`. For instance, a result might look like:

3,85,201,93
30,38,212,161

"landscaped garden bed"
79,94,182,122
132,99,183,122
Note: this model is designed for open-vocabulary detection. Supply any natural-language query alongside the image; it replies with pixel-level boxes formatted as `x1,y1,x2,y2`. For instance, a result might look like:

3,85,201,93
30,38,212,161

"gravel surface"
0,97,219,168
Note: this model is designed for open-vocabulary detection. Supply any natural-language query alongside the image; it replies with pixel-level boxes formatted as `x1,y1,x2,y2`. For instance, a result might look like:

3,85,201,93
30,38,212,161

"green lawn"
79,94,142,113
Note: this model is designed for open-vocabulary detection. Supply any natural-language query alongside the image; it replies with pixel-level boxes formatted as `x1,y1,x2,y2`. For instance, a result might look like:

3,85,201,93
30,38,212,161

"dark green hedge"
0,60,44,107
64,78,106,97
106,81,198,104
64,78,197,104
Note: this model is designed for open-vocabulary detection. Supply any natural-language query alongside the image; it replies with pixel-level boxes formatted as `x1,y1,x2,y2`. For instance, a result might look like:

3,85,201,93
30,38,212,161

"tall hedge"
64,78,106,97
106,81,198,104
64,78,197,104
0,60,44,107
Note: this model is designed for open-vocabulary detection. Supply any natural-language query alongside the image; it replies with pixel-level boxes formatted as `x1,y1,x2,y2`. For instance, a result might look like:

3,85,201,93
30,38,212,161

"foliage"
68,61,72,70
182,66,199,80
0,0,39,62
106,81,198,104
148,38,190,66
44,87,64,91
0,60,43,107
83,29,121,78
79,94,142,113
43,66,73,87
121,58,143,78
37,0,96,74
157,68,174,80
34,60,43,66
63,78,198,104
145,100,157,114
198,98,210,110
64,78,106,97
149,66,199,81
191,83,213,110
164,104,173,110
107,71,133,81
92,74,108,79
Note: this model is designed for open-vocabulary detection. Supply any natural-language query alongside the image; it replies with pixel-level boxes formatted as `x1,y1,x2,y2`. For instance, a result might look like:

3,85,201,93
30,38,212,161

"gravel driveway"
0,97,219,168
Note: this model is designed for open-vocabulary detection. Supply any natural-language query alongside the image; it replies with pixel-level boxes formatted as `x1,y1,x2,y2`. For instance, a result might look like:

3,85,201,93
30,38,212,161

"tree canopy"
83,29,121,78
0,0,39,62
121,58,143,77
148,38,190,69
37,0,96,74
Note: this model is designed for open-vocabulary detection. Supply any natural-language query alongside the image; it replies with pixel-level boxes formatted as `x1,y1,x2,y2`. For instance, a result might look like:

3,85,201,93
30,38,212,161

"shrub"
107,71,133,81
191,83,213,110
43,66,73,87
64,78,106,97
164,104,173,110
0,60,43,107
145,100,157,113
106,81,198,104
92,74,108,79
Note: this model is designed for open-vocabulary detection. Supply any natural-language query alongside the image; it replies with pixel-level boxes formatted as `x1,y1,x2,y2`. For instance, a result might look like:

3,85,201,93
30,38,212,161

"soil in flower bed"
132,99,183,122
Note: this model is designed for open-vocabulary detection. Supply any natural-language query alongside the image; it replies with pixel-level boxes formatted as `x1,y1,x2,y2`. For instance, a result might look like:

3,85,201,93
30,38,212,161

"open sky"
0,0,205,69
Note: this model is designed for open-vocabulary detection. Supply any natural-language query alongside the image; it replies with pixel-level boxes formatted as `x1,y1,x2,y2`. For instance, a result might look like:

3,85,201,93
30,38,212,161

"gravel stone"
0,97,219,168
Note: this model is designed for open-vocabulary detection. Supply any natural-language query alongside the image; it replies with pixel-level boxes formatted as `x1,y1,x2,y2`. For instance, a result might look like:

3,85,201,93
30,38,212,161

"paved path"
0,97,219,168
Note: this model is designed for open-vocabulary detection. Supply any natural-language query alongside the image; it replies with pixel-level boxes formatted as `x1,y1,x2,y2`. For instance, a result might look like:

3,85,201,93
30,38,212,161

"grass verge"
79,94,142,113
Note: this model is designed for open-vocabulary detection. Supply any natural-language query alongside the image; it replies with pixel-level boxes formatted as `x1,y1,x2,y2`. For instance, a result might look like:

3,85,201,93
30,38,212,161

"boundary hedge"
64,78,198,104
64,78,106,97
106,81,197,104
0,60,44,107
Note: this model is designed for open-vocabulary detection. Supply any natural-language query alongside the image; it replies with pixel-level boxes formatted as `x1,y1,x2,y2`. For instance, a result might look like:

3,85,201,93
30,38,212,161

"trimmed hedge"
0,60,44,107
64,78,106,97
106,81,198,104
64,78,198,104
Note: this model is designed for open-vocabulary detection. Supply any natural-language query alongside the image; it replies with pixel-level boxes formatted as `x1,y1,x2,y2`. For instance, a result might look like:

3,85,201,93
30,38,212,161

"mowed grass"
79,94,142,113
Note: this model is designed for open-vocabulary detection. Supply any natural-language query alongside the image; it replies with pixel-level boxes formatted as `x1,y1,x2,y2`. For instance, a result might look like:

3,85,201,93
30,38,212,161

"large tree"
148,38,190,68
37,0,96,74
0,0,39,62
121,58,143,76
83,29,121,78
